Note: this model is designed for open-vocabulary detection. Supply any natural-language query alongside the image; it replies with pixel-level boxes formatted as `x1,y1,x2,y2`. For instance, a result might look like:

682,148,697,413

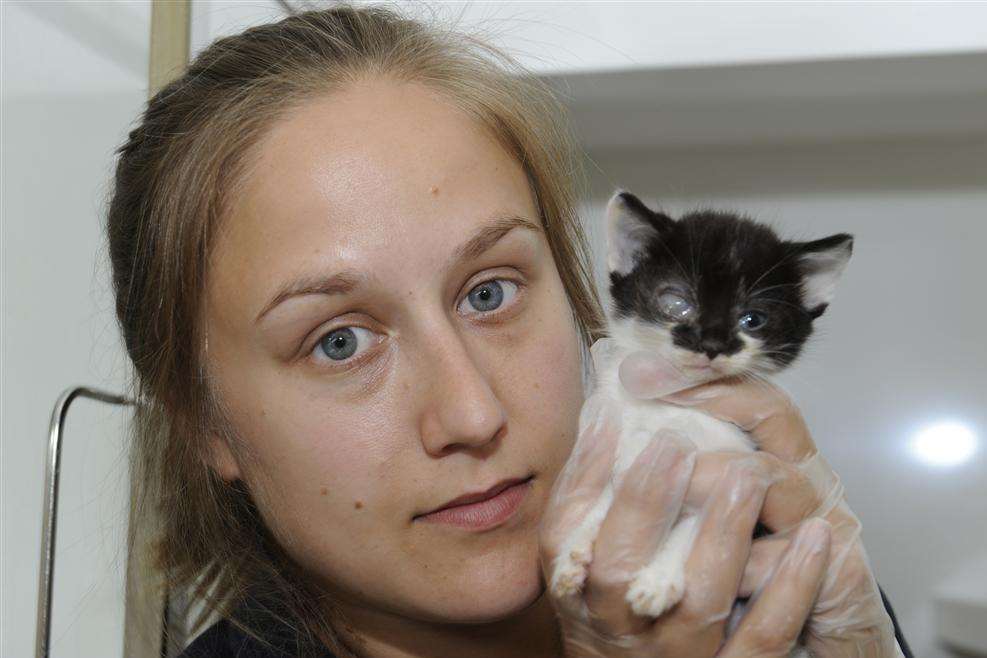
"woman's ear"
204,432,242,482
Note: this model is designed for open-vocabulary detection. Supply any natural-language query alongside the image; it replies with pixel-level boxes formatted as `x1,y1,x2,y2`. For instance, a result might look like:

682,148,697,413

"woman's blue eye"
459,279,518,315
739,311,767,331
315,326,374,362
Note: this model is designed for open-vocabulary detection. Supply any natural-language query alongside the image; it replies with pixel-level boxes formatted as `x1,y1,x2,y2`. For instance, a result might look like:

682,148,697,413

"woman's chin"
426,587,543,625
416,553,545,623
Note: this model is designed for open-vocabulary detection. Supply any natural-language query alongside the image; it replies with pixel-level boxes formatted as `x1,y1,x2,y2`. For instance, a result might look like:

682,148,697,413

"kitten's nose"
699,337,729,360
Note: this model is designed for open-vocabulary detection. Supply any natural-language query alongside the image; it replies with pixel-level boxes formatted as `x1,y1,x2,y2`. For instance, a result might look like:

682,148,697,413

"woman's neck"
332,589,563,658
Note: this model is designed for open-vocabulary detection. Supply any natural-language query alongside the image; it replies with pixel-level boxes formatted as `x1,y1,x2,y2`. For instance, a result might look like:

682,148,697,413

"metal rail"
35,386,135,658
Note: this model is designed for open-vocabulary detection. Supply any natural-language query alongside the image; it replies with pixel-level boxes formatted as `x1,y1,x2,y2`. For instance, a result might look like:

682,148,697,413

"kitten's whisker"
743,251,801,298
748,282,802,297
741,370,771,389
756,342,799,353
762,298,811,313
739,370,777,398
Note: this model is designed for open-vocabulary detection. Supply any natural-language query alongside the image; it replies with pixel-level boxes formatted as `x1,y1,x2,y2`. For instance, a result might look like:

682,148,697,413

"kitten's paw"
625,563,685,618
550,547,592,598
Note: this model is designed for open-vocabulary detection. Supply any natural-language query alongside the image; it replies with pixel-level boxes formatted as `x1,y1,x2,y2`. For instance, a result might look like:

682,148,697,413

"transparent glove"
538,346,835,657
615,339,904,658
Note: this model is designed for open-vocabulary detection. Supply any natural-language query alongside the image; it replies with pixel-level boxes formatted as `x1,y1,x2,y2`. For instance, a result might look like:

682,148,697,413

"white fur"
798,242,852,311
606,191,660,276
549,323,755,613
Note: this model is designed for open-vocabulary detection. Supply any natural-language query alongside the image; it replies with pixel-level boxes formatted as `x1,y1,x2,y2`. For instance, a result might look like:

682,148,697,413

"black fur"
608,192,852,370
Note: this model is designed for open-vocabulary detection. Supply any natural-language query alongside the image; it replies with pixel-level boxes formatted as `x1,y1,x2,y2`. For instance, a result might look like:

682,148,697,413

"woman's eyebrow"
255,270,365,323
452,214,540,264
255,213,540,323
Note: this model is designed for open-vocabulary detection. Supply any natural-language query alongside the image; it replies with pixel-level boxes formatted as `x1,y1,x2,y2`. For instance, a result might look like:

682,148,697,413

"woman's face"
204,78,585,626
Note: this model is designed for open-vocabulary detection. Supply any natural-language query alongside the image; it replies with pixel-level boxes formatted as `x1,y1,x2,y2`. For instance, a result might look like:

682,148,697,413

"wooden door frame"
123,5,190,655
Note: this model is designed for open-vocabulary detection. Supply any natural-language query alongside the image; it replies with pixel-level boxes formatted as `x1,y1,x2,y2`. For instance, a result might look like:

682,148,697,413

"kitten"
551,190,852,640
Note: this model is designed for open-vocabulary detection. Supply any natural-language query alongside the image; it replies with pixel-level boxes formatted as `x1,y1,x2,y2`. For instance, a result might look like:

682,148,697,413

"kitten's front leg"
625,513,700,617
549,484,614,598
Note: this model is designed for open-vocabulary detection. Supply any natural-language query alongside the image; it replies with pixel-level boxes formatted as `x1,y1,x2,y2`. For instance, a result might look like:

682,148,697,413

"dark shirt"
180,618,334,657
179,594,336,658
181,587,914,658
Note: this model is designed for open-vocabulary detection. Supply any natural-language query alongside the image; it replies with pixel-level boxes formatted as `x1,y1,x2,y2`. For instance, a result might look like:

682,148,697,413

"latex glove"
618,341,904,658
538,381,834,657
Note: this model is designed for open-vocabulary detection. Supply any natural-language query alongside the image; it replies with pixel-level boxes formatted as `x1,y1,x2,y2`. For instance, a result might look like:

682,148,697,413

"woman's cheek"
249,437,395,582
509,296,584,458
241,404,387,540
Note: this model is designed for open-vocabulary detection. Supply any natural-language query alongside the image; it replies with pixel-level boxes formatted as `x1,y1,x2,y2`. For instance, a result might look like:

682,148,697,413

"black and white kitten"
551,190,852,635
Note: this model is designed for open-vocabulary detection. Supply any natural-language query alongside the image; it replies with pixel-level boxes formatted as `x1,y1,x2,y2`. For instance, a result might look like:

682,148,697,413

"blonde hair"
107,4,604,654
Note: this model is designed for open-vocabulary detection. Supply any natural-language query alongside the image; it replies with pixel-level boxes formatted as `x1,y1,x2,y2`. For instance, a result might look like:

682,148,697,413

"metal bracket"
35,386,134,658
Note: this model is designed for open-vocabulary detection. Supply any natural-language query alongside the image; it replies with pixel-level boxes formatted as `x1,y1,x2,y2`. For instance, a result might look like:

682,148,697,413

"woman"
106,5,909,657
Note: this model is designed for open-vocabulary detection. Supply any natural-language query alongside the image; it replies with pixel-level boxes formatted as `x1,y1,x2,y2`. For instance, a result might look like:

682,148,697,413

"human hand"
619,342,904,657
538,391,834,657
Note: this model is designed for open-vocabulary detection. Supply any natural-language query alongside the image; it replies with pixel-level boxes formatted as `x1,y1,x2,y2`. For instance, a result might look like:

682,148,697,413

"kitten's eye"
315,326,376,362
739,311,767,331
458,279,518,315
657,292,695,321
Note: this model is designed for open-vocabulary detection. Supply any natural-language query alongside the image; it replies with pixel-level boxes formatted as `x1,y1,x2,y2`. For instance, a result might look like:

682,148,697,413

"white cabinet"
191,1,987,149
193,2,987,75
460,2,987,73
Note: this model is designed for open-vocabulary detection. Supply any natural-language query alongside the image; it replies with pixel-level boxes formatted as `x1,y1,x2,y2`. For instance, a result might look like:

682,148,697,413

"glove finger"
685,452,820,534
720,517,831,658
583,430,696,637
661,378,816,463
677,458,770,635
617,349,712,399
538,395,620,567
738,535,787,598
804,508,902,658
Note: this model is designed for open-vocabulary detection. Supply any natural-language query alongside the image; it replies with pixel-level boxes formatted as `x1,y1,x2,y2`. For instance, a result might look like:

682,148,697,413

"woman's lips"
414,477,533,531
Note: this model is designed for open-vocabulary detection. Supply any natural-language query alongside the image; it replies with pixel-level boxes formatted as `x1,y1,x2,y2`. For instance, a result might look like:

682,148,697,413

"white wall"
190,1,987,73
582,138,987,658
4,2,985,657
2,2,150,657
422,0,987,73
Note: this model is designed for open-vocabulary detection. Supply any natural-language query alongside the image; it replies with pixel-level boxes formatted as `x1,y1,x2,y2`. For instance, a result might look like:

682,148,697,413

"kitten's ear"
605,189,673,275
789,233,854,318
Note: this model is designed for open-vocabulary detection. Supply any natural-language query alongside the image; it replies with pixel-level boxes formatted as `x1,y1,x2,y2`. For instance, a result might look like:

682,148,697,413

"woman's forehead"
210,78,538,323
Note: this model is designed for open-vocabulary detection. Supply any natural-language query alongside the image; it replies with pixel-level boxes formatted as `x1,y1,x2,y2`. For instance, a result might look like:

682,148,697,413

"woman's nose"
417,329,507,457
